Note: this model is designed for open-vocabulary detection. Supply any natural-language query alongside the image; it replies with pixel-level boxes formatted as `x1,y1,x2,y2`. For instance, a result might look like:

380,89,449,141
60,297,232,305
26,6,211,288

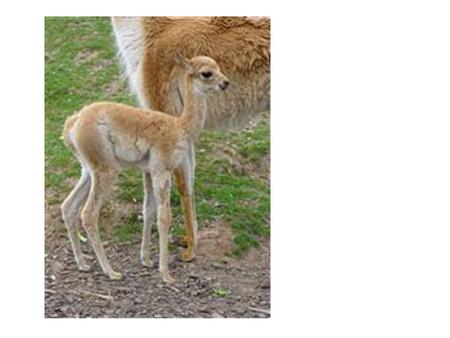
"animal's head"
175,52,229,94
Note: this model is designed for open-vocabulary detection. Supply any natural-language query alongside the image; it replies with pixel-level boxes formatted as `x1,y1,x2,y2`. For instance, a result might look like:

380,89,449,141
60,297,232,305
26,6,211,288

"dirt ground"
44,204,270,318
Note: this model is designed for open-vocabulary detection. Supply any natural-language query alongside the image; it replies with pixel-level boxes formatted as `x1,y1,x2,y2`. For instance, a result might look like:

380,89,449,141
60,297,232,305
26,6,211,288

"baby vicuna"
61,53,229,283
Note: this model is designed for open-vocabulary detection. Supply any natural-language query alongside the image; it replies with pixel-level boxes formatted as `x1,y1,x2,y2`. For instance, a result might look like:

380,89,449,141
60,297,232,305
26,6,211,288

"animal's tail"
62,112,80,152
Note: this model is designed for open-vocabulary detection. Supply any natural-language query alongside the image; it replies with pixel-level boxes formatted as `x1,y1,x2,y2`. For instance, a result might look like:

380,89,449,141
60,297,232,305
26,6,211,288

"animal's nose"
220,80,229,90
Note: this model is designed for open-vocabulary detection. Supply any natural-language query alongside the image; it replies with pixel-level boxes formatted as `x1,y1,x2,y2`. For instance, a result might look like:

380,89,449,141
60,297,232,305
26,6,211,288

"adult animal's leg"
173,155,198,262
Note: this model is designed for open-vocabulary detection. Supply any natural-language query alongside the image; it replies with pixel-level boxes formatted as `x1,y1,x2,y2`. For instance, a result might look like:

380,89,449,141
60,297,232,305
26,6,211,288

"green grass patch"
45,17,270,256
113,222,139,243
212,287,229,298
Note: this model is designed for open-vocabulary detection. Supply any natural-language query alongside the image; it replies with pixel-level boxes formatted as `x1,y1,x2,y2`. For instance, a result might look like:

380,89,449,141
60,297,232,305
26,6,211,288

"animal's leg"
173,159,198,262
152,170,175,283
140,172,156,268
81,170,122,280
187,143,198,236
61,167,91,271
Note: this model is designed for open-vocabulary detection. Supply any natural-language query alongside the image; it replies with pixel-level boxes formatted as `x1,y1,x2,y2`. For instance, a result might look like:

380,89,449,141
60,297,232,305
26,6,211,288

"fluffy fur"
111,16,270,129
61,55,229,283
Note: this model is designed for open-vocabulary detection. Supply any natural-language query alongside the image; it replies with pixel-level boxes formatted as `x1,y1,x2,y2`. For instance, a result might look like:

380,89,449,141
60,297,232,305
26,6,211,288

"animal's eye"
201,71,212,79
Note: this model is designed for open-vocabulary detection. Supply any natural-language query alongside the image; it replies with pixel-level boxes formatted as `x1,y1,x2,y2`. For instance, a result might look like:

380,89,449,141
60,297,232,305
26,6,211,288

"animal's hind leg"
81,169,122,280
61,167,91,271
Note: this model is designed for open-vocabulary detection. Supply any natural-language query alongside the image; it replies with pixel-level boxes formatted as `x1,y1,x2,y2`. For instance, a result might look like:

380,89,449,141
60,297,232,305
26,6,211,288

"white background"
1,0,449,337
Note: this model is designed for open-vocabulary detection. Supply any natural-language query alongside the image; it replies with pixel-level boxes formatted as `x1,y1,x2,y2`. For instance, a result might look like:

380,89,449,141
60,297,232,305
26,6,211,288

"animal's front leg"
141,172,156,268
152,170,175,283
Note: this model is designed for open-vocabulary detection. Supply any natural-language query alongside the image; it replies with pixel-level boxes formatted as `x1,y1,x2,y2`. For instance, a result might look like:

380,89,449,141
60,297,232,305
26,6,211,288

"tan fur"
61,55,229,283
112,16,270,129
62,113,79,152
109,17,270,267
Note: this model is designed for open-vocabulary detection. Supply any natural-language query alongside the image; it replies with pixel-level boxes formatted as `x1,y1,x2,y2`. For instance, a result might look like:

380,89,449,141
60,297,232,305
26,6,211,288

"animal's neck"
179,76,207,140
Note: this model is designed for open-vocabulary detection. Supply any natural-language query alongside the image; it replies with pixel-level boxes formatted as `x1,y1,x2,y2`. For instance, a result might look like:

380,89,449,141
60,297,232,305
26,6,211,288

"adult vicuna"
61,54,229,283
111,16,270,129
111,16,270,257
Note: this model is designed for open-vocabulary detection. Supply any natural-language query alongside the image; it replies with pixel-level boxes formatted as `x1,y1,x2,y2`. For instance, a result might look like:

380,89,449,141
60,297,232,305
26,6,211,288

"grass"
45,17,270,256
212,287,229,298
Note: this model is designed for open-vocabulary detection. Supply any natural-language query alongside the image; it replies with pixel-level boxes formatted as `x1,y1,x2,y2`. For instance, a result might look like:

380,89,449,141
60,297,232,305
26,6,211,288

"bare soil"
45,203,270,318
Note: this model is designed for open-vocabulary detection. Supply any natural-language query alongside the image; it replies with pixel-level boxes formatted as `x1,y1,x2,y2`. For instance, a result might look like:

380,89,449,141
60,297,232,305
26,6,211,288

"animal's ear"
175,51,194,74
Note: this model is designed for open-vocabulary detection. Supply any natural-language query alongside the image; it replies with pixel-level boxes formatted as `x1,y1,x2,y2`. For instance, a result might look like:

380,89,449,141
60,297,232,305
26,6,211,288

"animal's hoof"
109,271,123,280
141,257,153,268
180,248,196,262
162,272,176,284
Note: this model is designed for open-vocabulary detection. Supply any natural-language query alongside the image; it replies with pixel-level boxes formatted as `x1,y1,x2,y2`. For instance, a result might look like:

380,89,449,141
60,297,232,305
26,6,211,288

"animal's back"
64,102,181,169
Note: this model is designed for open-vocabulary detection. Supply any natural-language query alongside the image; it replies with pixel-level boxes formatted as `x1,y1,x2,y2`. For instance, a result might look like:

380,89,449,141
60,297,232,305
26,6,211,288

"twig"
248,306,270,316
69,289,114,301
46,288,113,301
